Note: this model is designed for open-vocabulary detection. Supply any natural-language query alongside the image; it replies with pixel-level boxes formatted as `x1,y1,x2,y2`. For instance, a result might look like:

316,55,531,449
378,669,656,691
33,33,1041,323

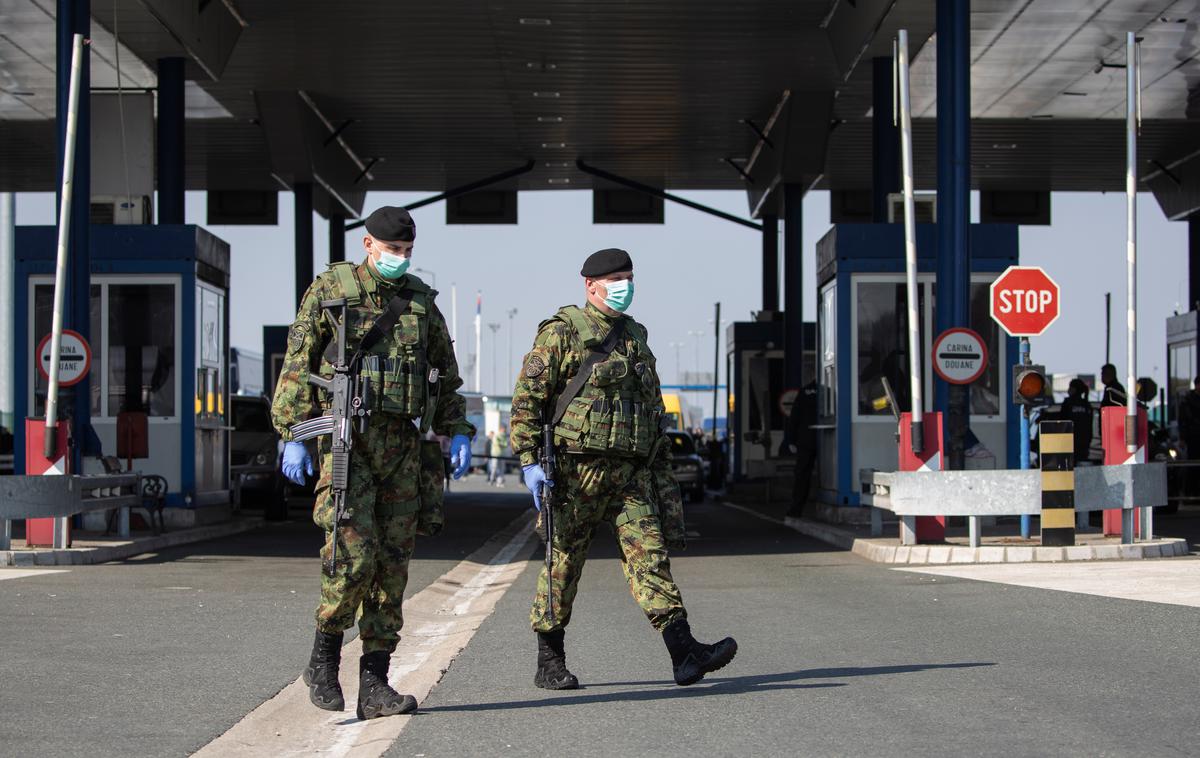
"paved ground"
2,476,1200,757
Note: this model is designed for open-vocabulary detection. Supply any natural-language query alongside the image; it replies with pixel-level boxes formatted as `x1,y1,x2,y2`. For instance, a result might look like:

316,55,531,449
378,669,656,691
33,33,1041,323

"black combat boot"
534,629,580,690
662,618,738,686
357,651,418,720
303,630,345,711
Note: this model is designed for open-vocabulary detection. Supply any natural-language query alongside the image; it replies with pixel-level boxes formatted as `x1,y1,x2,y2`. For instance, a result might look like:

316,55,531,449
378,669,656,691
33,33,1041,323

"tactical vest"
318,262,437,429
550,305,661,458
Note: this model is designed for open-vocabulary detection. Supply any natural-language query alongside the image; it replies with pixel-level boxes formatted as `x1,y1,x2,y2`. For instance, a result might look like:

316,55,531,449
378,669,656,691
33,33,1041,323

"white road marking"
0,569,69,581
899,559,1200,608
194,513,535,758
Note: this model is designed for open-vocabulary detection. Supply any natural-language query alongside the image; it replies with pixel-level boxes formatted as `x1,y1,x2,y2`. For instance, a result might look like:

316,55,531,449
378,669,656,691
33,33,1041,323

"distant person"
1100,363,1128,408
489,425,509,486
783,380,819,519
1056,378,1094,463
485,431,497,482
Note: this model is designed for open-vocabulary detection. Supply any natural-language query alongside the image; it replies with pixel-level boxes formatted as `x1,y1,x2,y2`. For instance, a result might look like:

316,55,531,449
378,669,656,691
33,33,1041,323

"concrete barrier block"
893,546,911,564
1092,544,1121,560
34,551,59,566
881,546,898,563
1168,539,1190,556
1035,547,1064,562
927,547,952,564
11,551,35,567
1006,546,1035,563
977,547,1006,563
908,546,930,564
1064,546,1094,561
1118,544,1143,560
950,547,977,564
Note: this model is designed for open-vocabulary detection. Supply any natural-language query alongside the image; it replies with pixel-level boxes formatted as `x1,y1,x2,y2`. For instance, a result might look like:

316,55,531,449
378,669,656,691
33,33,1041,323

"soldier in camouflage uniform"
272,206,475,719
511,248,737,689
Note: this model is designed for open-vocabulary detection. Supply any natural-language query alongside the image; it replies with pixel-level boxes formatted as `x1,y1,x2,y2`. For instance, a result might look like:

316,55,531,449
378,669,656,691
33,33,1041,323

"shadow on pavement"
418,662,994,713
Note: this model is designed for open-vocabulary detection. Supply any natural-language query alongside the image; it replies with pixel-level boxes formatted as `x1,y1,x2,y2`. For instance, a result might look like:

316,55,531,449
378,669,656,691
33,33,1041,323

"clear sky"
14,188,1188,407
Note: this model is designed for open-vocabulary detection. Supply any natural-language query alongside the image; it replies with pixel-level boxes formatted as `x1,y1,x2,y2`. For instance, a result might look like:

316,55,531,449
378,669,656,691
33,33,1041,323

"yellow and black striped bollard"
1039,419,1075,547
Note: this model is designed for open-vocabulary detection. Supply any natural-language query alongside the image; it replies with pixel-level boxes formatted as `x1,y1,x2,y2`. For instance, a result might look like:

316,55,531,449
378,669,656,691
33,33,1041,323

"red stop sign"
990,266,1060,337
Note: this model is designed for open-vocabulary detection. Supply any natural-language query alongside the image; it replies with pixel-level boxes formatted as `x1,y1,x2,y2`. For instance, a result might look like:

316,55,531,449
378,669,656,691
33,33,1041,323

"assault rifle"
289,298,373,576
539,422,556,625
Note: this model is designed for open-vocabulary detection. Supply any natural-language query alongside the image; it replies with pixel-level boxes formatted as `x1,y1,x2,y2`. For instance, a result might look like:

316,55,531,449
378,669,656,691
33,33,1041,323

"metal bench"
860,463,1168,547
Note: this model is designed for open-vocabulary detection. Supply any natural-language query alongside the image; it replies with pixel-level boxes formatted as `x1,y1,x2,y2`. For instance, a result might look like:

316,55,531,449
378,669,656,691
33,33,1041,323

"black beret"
580,248,633,278
364,206,416,242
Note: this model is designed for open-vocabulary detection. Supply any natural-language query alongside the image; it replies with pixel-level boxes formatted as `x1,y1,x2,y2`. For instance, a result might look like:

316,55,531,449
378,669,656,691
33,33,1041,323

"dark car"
231,394,287,517
666,431,706,503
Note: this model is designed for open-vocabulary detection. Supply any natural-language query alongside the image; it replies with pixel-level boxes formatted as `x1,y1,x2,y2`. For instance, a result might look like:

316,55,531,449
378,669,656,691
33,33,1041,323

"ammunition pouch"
416,439,446,536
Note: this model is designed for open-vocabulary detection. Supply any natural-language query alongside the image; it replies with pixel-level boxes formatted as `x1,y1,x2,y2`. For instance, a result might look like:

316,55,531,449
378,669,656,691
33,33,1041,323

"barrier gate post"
899,411,944,542
1101,405,1147,540
24,418,71,548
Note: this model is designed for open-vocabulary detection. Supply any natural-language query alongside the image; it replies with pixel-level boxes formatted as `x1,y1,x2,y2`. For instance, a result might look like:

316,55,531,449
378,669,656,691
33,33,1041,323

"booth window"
819,285,836,420
857,282,924,416
107,284,176,416
32,284,101,417
1170,342,1194,425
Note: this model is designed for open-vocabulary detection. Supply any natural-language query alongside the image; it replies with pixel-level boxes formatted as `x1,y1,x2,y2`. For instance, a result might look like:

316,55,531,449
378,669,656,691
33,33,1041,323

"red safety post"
1101,405,1146,536
899,411,945,542
24,418,71,548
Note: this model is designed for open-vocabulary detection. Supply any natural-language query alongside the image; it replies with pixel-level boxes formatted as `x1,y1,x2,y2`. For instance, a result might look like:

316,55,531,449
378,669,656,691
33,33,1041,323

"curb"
720,501,1192,564
1,517,267,567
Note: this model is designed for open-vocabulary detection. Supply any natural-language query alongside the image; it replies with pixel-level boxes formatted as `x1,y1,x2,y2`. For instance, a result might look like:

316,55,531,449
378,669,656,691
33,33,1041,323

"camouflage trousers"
531,455,686,633
313,416,421,655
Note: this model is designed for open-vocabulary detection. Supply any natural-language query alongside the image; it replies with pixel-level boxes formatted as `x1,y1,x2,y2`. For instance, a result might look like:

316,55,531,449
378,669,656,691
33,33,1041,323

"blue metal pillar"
294,183,314,308
57,0,91,467
156,57,186,224
329,212,346,264
935,0,971,470
783,184,804,389
872,56,900,223
762,214,778,312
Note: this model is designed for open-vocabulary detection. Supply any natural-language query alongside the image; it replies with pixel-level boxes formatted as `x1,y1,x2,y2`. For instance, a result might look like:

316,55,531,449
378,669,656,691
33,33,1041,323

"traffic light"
1012,363,1047,405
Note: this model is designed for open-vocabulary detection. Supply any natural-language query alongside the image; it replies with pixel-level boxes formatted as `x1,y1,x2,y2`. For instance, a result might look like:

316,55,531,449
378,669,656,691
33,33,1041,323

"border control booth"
14,225,233,525
815,222,1021,507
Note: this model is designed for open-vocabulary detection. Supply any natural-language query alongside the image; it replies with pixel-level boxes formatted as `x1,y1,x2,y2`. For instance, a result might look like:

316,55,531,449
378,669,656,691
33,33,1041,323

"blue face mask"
603,279,634,313
374,248,410,279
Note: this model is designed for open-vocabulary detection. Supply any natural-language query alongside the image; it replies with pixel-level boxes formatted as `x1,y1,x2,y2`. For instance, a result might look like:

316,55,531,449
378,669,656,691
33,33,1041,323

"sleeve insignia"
524,355,547,378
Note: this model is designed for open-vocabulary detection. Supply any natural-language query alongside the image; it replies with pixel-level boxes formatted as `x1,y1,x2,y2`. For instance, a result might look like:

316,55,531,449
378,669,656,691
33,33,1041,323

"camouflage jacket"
271,261,474,442
510,302,670,469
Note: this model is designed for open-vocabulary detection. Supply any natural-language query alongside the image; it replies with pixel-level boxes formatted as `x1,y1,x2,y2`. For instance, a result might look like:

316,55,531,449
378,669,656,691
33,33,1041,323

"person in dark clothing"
1100,364,1127,408
783,381,820,519
1056,378,1094,463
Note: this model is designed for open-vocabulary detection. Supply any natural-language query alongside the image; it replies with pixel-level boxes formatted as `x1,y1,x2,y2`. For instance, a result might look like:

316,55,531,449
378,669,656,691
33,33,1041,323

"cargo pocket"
417,440,446,536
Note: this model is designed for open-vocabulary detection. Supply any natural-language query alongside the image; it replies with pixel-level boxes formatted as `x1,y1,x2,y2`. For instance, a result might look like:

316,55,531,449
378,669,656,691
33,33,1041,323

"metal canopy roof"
1,0,1199,213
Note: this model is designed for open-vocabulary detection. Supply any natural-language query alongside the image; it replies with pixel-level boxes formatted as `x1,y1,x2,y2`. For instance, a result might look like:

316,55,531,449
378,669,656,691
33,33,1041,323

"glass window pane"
108,284,175,416
969,283,1002,416
32,284,101,418
820,285,837,420
857,282,923,416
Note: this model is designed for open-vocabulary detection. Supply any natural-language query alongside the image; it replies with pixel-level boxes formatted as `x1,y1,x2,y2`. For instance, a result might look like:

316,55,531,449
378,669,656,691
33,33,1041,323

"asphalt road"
2,477,1199,757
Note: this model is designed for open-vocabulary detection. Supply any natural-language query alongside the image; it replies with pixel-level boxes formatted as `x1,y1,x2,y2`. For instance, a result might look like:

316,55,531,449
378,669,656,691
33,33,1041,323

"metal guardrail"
0,473,142,550
860,463,1167,547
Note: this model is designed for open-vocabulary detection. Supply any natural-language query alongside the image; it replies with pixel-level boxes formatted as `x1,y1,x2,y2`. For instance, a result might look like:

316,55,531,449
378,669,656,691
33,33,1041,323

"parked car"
230,394,286,518
666,431,706,503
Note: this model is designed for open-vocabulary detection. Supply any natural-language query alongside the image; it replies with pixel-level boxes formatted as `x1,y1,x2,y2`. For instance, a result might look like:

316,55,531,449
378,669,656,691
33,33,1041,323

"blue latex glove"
281,441,313,486
450,434,472,479
522,464,553,511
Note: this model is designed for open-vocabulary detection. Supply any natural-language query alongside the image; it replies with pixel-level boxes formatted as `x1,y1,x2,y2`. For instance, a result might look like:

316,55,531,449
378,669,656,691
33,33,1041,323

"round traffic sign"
37,330,92,387
932,328,988,385
990,266,1060,337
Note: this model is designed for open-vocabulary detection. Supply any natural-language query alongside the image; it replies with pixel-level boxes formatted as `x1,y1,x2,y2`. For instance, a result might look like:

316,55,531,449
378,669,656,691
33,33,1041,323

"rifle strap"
550,318,626,427
323,290,416,367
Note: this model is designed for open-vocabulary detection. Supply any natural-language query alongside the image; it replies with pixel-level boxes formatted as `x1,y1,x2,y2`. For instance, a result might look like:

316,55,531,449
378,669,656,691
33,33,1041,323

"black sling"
323,290,415,367
550,319,626,427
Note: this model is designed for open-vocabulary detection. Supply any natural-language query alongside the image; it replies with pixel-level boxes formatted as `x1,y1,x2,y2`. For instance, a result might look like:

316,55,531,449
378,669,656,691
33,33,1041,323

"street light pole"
506,308,518,391
488,322,501,394
412,267,436,289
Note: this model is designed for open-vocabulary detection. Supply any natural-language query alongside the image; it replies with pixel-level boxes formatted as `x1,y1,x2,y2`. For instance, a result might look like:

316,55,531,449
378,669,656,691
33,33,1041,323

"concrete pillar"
0,193,13,434
156,57,186,224
57,0,91,466
762,214,779,312
935,0,972,471
1189,215,1200,311
872,56,900,223
783,184,805,389
329,212,346,264
294,183,314,308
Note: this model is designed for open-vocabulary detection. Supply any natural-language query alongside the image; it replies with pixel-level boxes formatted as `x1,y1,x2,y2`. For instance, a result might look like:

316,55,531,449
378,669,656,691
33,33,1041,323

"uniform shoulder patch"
288,321,310,350
524,354,547,378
